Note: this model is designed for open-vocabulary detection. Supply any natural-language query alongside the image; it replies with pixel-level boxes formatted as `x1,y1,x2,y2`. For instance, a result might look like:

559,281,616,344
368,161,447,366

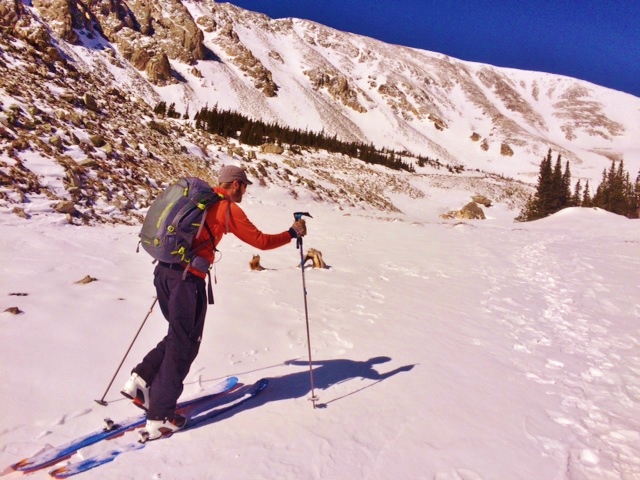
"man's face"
230,180,247,203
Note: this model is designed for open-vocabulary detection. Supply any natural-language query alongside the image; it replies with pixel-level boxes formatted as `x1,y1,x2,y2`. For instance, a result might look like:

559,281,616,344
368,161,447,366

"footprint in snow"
35,429,53,440
434,470,486,480
455,469,486,480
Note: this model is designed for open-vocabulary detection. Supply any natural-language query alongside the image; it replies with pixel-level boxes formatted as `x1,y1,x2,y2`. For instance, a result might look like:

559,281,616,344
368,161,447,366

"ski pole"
94,297,157,406
293,212,318,408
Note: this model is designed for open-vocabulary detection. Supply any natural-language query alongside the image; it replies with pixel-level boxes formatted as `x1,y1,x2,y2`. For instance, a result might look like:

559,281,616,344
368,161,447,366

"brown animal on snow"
250,254,266,271
301,248,327,269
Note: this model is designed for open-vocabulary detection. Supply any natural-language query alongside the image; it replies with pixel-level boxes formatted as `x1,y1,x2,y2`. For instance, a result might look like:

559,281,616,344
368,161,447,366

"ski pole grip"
293,211,313,221
292,212,312,248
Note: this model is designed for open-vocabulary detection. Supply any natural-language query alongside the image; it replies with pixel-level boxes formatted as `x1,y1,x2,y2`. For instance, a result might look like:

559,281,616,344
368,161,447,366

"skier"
121,165,307,440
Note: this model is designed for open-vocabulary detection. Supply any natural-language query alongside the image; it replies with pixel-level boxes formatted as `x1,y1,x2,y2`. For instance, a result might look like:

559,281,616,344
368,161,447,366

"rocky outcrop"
500,143,514,156
32,0,90,43
440,201,486,220
471,195,492,207
25,0,204,85
0,0,24,28
306,68,367,113
209,22,278,96
2,0,52,50
260,144,285,155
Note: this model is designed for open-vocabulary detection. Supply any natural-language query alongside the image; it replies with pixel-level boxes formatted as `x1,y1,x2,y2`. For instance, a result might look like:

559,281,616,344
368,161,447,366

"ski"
48,379,269,479
7,376,238,475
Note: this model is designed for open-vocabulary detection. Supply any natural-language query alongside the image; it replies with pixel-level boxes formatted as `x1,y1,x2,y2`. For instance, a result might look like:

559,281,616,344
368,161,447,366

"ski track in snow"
481,230,640,480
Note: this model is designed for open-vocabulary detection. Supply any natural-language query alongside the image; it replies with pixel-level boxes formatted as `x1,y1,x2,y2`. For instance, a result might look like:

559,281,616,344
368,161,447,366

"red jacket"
189,187,292,277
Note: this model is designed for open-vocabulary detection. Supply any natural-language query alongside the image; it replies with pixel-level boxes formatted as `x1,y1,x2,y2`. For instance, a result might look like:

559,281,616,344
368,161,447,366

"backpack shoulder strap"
224,198,233,234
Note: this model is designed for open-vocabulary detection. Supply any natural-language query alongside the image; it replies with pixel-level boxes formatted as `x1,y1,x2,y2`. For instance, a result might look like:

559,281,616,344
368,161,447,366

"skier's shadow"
190,356,415,429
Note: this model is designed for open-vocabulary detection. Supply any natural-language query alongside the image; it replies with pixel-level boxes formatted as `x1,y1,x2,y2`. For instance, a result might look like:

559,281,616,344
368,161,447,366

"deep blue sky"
229,1,640,98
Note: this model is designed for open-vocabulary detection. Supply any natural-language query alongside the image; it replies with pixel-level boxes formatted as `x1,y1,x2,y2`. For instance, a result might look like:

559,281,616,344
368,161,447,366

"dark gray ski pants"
134,263,207,420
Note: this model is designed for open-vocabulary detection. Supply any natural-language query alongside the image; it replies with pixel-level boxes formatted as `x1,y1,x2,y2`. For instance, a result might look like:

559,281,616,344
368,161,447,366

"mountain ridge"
0,0,638,224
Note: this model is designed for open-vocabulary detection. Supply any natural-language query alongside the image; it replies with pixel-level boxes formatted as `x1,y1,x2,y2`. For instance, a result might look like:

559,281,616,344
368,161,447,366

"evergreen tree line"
190,104,452,173
153,101,185,119
517,150,640,221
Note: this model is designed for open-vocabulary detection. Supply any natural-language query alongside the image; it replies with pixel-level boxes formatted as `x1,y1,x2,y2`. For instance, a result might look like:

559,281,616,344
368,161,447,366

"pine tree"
633,171,640,218
550,155,564,213
572,179,582,207
167,102,179,119
153,101,167,117
582,180,592,207
562,160,572,207
591,161,639,218
536,150,554,217
516,151,575,221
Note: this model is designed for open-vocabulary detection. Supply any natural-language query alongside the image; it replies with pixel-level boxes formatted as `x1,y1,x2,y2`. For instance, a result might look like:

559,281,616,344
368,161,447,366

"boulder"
458,202,485,220
471,195,492,207
260,143,284,155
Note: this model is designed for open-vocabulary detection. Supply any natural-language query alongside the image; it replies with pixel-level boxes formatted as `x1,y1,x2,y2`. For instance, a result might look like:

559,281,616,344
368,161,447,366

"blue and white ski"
48,379,269,479
7,376,238,475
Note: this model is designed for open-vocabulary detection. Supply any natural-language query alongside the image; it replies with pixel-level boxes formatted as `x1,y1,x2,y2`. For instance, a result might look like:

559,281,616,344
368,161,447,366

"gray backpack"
139,178,224,299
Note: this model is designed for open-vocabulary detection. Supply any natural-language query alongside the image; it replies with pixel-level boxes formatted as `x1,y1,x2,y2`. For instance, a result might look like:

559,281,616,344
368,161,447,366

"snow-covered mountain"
1,0,639,223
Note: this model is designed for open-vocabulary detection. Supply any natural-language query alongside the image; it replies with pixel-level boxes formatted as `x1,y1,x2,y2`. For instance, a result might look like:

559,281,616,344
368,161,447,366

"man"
121,165,307,440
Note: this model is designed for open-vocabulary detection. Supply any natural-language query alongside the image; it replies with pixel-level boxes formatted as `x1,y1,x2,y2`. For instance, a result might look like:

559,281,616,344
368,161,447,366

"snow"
1,186,639,480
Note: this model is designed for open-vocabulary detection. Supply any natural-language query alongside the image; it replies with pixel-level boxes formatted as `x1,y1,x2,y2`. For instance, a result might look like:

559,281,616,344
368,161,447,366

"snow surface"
1,184,639,480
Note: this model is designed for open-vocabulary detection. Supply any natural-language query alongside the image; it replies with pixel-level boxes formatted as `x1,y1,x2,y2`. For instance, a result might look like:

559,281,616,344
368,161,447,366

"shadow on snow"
188,356,415,430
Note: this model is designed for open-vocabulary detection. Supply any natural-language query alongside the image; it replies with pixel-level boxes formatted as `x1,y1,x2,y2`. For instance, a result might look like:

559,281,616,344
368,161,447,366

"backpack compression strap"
204,222,215,305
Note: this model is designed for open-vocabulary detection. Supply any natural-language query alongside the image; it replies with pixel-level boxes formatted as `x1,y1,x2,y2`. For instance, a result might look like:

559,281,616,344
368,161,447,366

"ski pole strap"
202,221,216,305
207,270,214,305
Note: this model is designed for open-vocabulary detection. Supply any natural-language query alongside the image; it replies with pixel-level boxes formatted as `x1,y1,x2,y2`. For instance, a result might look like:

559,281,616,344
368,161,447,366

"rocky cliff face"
28,0,206,85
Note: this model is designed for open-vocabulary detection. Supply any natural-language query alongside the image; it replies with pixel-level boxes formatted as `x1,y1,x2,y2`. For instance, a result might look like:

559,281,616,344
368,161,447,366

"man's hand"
290,219,307,238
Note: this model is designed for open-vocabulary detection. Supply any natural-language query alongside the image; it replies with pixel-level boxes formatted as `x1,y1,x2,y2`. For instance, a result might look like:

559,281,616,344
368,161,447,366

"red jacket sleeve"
214,200,292,250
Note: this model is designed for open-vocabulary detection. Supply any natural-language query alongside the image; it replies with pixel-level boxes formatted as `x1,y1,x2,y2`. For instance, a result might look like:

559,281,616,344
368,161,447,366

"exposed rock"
12,207,29,219
75,275,98,284
306,68,367,113
459,202,485,220
49,135,63,148
32,0,76,43
45,46,63,63
440,202,486,220
53,200,77,215
4,307,23,315
0,0,25,28
78,158,97,168
83,93,99,112
145,53,175,86
501,143,514,156
89,134,105,147
213,22,278,96
428,114,447,131
471,195,492,207
260,144,284,155
228,146,245,157
84,0,205,65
